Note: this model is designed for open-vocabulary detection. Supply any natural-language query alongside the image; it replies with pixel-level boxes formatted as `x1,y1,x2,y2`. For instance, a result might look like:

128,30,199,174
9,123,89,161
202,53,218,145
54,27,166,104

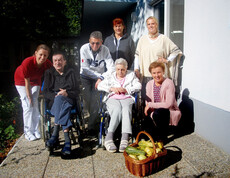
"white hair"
115,58,128,69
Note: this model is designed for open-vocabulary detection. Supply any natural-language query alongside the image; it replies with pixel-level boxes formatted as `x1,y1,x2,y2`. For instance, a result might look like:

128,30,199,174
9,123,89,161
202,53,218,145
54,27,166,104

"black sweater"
43,65,80,108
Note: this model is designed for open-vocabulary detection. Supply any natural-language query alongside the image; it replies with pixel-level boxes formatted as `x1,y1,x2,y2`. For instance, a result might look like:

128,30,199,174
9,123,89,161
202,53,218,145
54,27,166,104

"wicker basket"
123,131,167,177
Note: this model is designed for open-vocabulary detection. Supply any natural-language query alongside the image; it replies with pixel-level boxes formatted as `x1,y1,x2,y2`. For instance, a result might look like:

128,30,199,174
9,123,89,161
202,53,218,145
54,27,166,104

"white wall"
183,0,230,112
183,0,230,154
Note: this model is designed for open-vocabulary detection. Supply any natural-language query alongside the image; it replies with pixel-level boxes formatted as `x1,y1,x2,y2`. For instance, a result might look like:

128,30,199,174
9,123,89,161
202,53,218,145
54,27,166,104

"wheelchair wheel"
98,111,110,148
40,97,46,141
76,94,86,134
39,97,52,142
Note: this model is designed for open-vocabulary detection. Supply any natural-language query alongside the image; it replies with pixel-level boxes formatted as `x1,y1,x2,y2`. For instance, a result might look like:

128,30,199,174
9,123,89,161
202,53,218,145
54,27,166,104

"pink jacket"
145,78,181,126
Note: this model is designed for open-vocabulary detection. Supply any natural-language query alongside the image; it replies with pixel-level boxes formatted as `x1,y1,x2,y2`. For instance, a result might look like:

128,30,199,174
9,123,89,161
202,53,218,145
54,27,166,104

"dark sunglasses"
91,42,100,45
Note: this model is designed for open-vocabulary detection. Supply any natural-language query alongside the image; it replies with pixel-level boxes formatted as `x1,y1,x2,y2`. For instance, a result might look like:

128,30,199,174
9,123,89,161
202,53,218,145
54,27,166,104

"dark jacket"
104,33,135,69
43,65,80,108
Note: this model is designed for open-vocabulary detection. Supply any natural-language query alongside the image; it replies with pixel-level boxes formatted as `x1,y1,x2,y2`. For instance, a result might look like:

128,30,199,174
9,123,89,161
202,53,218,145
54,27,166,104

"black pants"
144,108,170,141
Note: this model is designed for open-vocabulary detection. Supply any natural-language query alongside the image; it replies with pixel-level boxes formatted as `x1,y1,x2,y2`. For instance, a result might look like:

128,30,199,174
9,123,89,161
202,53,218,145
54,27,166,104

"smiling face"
52,54,66,73
116,64,127,79
147,18,158,35
150,66,164,86
113,23,124,37
35,49,49,66
89,37,102,52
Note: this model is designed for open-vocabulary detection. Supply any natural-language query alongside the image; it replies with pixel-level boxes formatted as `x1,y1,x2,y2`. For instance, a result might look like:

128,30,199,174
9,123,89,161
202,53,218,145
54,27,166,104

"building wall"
131,0,230,154
183,0,230,154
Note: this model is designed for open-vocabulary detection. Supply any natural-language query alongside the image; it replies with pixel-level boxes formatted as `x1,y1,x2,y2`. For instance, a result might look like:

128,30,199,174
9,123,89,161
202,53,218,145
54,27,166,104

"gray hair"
115,58,128,69
90,31,103,40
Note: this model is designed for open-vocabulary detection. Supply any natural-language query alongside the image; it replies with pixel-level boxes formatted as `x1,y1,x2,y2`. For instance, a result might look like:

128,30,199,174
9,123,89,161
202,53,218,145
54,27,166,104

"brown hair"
36,44,51,54
149,61,165,73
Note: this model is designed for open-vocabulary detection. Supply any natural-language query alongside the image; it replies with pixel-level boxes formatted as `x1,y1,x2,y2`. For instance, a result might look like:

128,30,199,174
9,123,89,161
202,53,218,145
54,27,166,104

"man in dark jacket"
43,51,79,156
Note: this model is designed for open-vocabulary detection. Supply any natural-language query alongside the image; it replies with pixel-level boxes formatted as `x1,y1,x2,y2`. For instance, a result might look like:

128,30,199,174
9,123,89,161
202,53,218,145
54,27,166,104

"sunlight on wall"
183,0,230,112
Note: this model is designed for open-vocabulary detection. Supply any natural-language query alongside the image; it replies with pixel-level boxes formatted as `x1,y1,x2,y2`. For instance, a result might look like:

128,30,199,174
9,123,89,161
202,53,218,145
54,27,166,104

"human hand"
110,87,127,94
157,57,168,64
57,88,68,97
95,79,102,89
28,96,33,107
144,104,149,116
118,87,127,94
134,69,141,79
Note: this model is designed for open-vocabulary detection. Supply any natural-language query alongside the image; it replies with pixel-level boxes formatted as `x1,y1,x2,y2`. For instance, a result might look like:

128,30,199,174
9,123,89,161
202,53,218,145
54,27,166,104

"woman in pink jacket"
144,61,181,142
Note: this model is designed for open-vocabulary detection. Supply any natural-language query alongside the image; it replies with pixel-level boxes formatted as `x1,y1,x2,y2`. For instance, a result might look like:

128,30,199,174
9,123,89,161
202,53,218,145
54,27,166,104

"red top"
14,56,52,86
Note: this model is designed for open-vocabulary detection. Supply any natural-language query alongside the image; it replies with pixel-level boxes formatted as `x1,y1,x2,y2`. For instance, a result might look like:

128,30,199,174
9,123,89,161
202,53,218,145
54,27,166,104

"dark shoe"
61,142,71,155
87,129,97,138
46,136,60,150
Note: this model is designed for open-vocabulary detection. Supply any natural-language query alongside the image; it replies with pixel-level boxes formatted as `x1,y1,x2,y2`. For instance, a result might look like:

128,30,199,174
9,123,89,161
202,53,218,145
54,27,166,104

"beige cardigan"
135,34,182,78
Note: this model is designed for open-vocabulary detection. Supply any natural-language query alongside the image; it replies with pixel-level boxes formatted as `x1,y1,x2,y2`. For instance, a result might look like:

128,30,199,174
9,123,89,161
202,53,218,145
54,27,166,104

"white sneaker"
25,133,36,141
34,131,41,139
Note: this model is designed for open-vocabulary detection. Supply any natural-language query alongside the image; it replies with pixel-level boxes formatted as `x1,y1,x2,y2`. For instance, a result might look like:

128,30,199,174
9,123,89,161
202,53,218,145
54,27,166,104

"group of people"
14,16,182,155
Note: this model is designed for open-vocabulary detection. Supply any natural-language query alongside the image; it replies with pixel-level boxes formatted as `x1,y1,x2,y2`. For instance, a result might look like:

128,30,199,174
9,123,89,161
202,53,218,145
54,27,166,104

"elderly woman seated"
144,61,181,142
97,58,141,153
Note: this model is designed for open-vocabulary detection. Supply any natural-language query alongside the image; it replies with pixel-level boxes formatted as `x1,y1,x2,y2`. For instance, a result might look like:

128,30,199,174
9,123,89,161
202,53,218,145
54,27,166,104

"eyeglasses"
91,42,100,45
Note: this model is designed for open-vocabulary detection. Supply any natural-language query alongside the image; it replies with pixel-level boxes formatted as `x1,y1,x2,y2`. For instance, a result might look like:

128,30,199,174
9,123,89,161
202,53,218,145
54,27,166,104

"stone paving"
1,132,230,177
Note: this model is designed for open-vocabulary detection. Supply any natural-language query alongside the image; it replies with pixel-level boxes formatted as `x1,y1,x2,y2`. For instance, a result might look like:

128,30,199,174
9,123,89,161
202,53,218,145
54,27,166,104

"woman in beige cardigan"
134,16,182,96
144,62,181,142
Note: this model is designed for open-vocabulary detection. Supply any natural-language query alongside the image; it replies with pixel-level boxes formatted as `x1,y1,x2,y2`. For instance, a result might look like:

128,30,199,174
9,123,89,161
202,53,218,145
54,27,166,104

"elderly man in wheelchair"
43,51,80,156
97,58,141,153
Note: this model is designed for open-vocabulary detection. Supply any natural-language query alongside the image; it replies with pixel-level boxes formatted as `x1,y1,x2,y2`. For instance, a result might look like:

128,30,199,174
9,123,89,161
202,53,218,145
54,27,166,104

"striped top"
153,82,161,102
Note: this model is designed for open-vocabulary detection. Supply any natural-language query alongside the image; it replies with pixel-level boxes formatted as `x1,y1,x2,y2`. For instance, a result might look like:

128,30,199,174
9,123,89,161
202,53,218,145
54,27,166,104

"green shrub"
0,94,20,152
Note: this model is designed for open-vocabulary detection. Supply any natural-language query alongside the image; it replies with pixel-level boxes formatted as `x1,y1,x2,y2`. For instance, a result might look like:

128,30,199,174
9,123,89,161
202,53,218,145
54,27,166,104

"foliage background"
0,95,21,153
0,0,83,162
0,0,82,41
0,0,83,97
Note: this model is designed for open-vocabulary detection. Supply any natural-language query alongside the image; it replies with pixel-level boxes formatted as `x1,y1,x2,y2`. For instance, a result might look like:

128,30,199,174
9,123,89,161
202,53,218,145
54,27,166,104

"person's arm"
95,48,114,89
95,79,102,89
97,75,111,93
129,37,136,69
65,68,80,99
43,70,56,101
101,47,115,79
80,45,103,80
166,37,182,62
148,80,175,109
134,56,140,78
125,72,142,95
134,38,141,78
144,81,153,115
24,78,32,105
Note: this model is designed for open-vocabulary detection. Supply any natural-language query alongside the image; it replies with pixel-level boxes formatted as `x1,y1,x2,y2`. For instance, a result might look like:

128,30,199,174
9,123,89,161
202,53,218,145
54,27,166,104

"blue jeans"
51,95,73,130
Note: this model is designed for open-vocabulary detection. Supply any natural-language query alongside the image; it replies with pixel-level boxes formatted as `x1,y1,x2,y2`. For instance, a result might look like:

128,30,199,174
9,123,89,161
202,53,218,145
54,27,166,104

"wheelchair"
39,93,85,155
97,92,142,148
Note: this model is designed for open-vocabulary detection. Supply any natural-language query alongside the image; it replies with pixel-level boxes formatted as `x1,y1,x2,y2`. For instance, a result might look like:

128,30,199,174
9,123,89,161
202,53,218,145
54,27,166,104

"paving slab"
171,134,230,177
0,135,48,177
1,132,230,178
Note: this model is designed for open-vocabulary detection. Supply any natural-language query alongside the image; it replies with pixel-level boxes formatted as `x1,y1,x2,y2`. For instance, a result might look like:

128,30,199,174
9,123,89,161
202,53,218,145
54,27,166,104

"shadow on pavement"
49,138,98,160
156,145,182,175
